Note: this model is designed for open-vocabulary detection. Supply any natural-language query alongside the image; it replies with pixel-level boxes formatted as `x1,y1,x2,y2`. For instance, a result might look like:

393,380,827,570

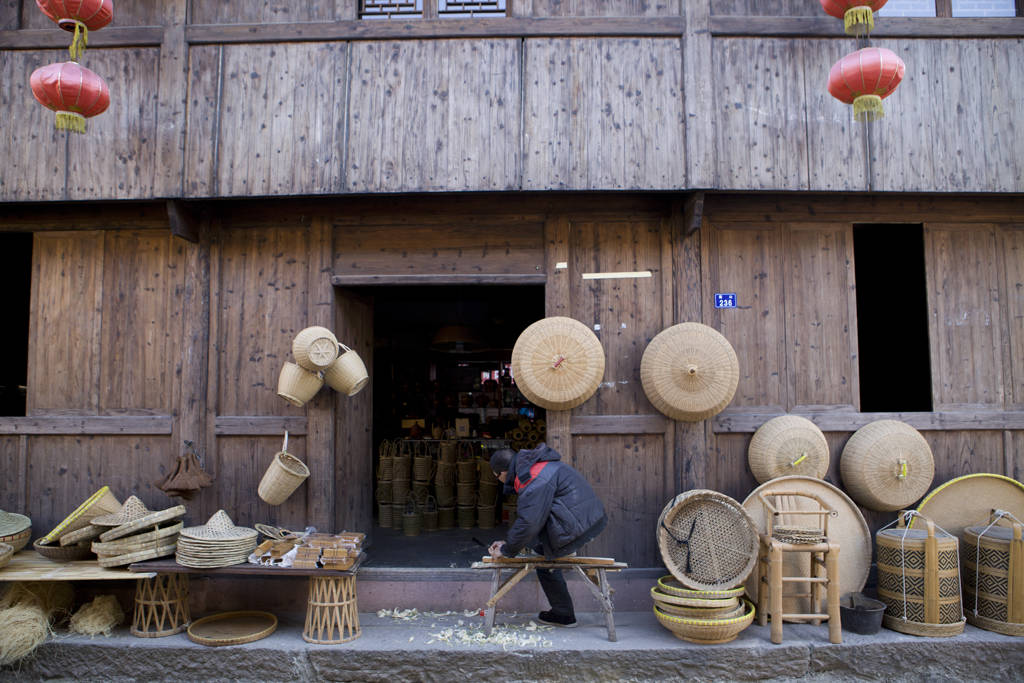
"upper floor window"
878,0,1019,17
359,0,507,19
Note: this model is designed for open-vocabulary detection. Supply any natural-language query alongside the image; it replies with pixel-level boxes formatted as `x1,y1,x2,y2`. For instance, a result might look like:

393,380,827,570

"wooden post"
154,1,189,197
769,542,783,644
826,544,842,644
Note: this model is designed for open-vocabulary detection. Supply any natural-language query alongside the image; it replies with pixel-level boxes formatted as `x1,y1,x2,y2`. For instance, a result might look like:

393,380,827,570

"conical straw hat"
748,415,830,483
510,317,605,411
180,510,258,542
40,486,122,544
0,510,31,537
91,496,153,526
840,419,934,511
640,323,739,422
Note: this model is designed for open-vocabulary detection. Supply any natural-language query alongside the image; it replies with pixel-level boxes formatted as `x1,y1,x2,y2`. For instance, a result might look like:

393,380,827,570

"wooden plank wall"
514,0,682,18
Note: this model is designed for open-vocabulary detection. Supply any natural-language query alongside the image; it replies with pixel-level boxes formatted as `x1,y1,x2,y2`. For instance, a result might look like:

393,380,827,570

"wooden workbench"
470,556,627,641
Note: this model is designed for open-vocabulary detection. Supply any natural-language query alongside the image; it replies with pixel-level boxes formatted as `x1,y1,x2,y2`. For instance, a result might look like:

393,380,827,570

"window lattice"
439,1,506,17
360,1,422,19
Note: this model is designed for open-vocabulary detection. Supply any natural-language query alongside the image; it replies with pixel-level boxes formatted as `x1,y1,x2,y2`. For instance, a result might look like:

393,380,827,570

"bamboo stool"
756,491,842,645
303,574,361,644
132,573,191,637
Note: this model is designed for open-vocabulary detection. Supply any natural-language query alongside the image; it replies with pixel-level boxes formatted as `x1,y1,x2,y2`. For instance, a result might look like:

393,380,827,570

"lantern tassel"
844,6,875,37
55,111,87,134
68,21,88,61
852,95,884,123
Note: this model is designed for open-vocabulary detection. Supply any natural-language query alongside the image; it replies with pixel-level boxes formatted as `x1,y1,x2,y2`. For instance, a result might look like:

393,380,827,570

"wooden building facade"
1,1,1022,568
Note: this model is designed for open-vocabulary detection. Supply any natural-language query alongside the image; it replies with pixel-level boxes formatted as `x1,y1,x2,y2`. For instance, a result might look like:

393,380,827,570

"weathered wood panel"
28,232,104,414
332,221,544,277
569,434,668,566
925,224,1003,408
703,223,787,409
190,0,338,25
213,225,315,416
1003,227,1024,407
710,38,808,190
0,436,25,514
63,49,161,199
1011,431,1024,482
21,2,165,29
0,49,67,201
523,38,684,190
0,2,19,30
569,219,665,414
186,43,347,197
784,224,858,408
925,430,1007,486
711,0,818,15
517,0,682,16
347,39,521,192
871,39,1024,193
212,435,308,530
707,432,756,504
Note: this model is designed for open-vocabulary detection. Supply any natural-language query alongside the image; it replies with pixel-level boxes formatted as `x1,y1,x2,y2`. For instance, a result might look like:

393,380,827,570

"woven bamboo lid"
640,323,739,422
840,420,934,511
510,317,605,411
656,489,759,591
914,473,1024,540
748,415,829,483
0,510,31,537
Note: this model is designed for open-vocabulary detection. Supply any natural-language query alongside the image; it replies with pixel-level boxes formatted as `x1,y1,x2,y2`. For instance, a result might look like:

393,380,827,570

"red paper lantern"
828,47,904,123
35,0,114,59
819,0,888,36
30,61,110,133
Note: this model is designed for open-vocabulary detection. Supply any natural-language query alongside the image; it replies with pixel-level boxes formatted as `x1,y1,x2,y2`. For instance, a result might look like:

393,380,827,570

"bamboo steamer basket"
840,420,934,511
876,512,965,637
276,361,324,407
292,326,339,371
748,415,829,483
323,344,369,396
962,512,1024,636
653,599,755,644
258,433,310,506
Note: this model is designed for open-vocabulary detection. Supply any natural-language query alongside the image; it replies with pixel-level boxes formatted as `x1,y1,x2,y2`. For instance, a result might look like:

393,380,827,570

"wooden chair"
756,490,842,644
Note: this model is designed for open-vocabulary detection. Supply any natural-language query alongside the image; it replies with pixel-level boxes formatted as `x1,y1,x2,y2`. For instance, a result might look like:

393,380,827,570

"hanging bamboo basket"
323,344,369,396
257,432,310,505
292,326,339,371
277,362,324,407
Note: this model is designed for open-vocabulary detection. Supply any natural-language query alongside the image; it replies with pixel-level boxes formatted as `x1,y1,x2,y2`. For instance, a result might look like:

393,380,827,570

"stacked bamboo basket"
277,326,369,407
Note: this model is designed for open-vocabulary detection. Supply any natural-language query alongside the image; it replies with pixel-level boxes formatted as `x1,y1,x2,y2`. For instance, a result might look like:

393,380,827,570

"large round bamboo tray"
97,504,187,542
650,586,740,609
40,486,121,544
323,345,369,396
292,326,339,371
277,361,324,407
187,610,278,646
742,475,871,606
840,420,934,511
657,489,758,591
97,541,178,568
0,542,12,569
0,527,31,553
748,415,829,483
655,600,746,620
913,473,1024,540
511,316,605,411
92,522,183,554
653,599,756,644
656,575,746,600
640,323,739,422
34,538,93,561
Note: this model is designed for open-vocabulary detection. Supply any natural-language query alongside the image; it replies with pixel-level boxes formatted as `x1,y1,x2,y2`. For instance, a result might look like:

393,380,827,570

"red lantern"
828,47,904,123
30,61,110,133
819,1,888,36
35,0,114,60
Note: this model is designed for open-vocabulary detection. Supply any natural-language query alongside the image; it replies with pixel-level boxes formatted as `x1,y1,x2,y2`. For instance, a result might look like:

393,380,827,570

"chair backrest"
758,490,836,540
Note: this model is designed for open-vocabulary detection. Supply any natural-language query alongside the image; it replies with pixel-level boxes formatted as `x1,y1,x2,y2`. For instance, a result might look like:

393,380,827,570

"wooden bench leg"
573,566,617,641
484,568,501,635
484,565,532,635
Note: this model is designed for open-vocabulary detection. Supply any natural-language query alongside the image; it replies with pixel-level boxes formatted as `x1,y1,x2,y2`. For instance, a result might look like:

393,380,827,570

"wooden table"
470,556,627,641
0,550,157,581
129,554,365,643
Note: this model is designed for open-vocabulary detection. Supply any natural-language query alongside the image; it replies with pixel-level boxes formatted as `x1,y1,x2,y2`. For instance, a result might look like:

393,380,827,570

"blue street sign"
714,293,737,309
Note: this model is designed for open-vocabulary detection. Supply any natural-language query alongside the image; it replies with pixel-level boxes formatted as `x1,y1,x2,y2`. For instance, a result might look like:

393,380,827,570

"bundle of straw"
0,581,73,665
69,595,124,636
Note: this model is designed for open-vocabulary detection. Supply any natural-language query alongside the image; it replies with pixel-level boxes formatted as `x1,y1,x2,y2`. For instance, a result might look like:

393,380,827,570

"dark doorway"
0,233,31,416
853,224,932,412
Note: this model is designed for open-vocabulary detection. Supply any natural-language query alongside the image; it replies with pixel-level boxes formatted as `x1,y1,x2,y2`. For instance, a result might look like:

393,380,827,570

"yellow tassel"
844,6,875,37
68,21,88,61
853,94,884,123
55,111,87,134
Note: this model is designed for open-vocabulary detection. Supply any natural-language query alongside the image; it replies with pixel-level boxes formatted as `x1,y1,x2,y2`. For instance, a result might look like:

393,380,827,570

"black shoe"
538,610,577,628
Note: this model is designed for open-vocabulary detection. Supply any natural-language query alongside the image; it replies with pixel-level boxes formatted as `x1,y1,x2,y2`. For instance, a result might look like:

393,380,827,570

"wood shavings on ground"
375,608,484,621
427,621,554,650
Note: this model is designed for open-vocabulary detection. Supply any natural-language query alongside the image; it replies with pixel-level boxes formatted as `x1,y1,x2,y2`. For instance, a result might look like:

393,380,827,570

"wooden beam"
683,192,705,236
330,273,546,286
712,410,1024,433
570,415,669,435
936,0,953,18
166,200,199,243
0,203,168,231
214,416,308,436
0,26,163,49
0,416,173,434
154,2,189,198
709,16,1024,38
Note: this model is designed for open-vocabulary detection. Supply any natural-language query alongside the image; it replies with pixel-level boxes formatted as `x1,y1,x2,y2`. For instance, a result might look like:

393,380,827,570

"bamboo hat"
840,419,934,511
0,510,31,537
92,495,187,539
640,323,739,422
510,317,605,411
92,522,182,555
40,486,122,544
748,415,830,483
180,510,258,542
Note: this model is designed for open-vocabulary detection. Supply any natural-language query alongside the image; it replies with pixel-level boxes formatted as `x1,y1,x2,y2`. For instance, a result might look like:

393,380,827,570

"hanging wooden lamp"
819,0,888,36
35,0,114,60
30,61,110,133
827,47,905,123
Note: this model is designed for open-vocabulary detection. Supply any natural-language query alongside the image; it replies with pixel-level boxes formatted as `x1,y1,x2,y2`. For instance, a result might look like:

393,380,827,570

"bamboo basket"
477,505,496,530
0,542,12,570
653,599,755,644
457,483,477,507
457,461,477,484
413,453,435,482
34,538,93,561
392,454,412,480
479,460,499,485
322,344,369,396
439,441,457,464
0,527,31,553
457,505,476,529
132,573,190,637
411,481,430,504
377,501,394,529
402,496,422,537
435,462,456,486
391,479,411,504
438,506,456,530
478,481,500,507
304,575,360,644
376,482,393,507
292,326,339,371
876,512,965,637
748,415,829,483
962,512,1024,636
656,575,746,600
390,504,403,527
258,432,310,505
277,361,324,407
422,496,439,532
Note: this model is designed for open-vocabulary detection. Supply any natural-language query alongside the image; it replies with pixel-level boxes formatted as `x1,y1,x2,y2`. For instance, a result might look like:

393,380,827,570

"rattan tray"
187,610,278,646
913,473,1024,540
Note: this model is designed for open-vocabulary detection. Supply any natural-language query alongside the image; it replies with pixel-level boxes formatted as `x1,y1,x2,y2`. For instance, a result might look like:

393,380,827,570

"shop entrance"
357,284,546,567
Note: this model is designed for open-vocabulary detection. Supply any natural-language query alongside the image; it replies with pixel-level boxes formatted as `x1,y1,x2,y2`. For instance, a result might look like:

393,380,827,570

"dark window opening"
853,224,932,412
0,233,31,416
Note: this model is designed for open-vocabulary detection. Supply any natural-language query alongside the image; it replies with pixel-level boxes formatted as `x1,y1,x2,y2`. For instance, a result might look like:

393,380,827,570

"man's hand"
488,540,505,559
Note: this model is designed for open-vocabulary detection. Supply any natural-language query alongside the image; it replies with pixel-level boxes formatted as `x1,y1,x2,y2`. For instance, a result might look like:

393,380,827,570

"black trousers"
534,516,608,617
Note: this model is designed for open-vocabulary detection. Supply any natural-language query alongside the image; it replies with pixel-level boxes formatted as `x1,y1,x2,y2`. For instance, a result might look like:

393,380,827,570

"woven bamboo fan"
640,323,739,422
656,489,759,591
840,420,934,511
510,317,605,411
748,415,829,483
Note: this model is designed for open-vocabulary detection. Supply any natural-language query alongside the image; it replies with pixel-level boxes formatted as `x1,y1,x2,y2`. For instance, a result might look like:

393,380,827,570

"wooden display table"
0,551,157,582
129,554,364,644
471,556,627,641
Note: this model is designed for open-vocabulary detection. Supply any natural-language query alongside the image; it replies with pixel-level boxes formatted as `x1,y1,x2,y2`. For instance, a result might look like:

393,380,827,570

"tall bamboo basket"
391,479,410,504
413,452,435,482
438,506,456,530
132,573,191,637
840,420,934,511
478,481,500,507
277,362,324,407
457,460,477,484
422,496,439,532
962,512,1024,636
434,483,455,507
323,344,369,396
435,462,456,486
477,505,496,529
377,501,394,529
876,512,965,637
457,505,476,529
402,496,422,537
304,575,360,644
456,483,477,507
258,432,310,505
439,441,457,463
292,326,339,371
